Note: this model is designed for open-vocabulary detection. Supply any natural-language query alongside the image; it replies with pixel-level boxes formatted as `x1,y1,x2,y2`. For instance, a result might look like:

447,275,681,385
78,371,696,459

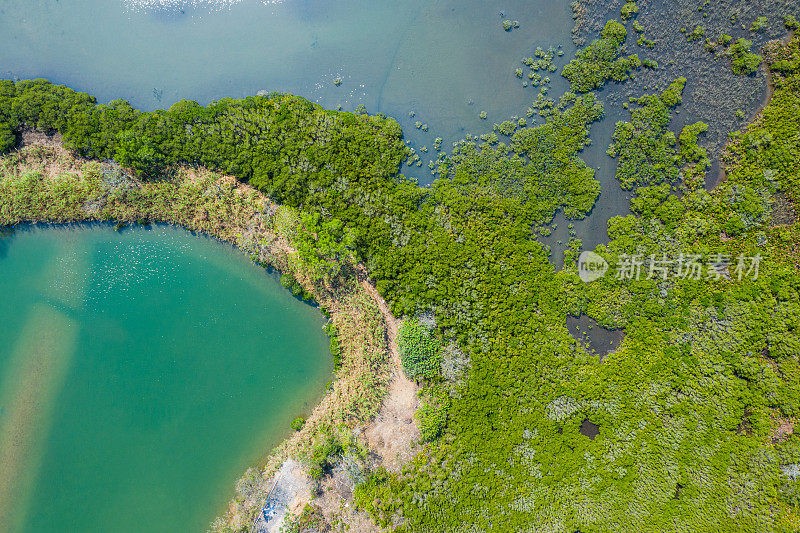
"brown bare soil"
361,278,421,474
771,417,795,445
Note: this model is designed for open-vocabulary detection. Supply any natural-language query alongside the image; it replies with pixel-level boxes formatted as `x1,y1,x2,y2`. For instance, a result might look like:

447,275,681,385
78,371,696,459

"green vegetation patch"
751,16,769,32
398,318,442,381
687,25,706,42
439,92,603,221
728,38,764,75
620,2,638,20
561,20,642,92
290,417,306,431
607,78,710,191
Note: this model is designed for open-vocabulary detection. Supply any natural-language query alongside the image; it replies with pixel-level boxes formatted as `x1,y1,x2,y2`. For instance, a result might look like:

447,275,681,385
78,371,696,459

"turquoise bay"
0,224,332,532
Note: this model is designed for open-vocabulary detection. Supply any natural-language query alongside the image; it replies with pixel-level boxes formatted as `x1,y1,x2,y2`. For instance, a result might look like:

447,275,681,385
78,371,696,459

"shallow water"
0,0,629,255
566,314,625,361
0,0,579,178
0,224,332,532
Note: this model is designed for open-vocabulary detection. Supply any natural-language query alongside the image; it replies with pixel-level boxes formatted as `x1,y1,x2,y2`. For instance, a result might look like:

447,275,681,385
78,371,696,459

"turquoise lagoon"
0,224,332,532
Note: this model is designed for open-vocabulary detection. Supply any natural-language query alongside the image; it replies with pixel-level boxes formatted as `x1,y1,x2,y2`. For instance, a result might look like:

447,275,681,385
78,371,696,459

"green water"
0,224,333,532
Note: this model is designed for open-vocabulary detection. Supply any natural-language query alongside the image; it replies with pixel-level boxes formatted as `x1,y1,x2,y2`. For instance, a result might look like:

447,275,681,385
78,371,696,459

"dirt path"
359,276,420,473
253,278,419,532
299,276,419,531
253,460,310,533
267,237,420,473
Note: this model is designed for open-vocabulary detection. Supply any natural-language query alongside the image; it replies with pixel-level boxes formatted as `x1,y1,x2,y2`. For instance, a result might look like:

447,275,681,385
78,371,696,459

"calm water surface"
0,1,580,176
0,224,332,532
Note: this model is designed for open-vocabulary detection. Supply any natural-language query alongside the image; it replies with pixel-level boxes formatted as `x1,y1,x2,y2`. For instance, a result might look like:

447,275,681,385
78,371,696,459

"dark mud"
580,419,600,439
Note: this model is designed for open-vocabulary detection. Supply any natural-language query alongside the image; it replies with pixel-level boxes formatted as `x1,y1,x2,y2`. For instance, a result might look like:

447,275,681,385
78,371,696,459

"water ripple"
123,0,283,13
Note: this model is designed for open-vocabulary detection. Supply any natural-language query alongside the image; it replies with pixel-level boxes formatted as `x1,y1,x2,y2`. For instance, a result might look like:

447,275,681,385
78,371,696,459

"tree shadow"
0,226,15,260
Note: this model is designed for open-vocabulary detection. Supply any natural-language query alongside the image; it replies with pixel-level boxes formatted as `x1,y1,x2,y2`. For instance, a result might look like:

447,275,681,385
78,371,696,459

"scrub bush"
728,38,763,75
561,20,641,92
398,318,442,381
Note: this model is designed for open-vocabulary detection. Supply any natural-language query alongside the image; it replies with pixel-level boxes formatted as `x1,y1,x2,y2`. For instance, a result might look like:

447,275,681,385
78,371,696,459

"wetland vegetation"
2,0,800,531
561,20,642,92
354,31,800,533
